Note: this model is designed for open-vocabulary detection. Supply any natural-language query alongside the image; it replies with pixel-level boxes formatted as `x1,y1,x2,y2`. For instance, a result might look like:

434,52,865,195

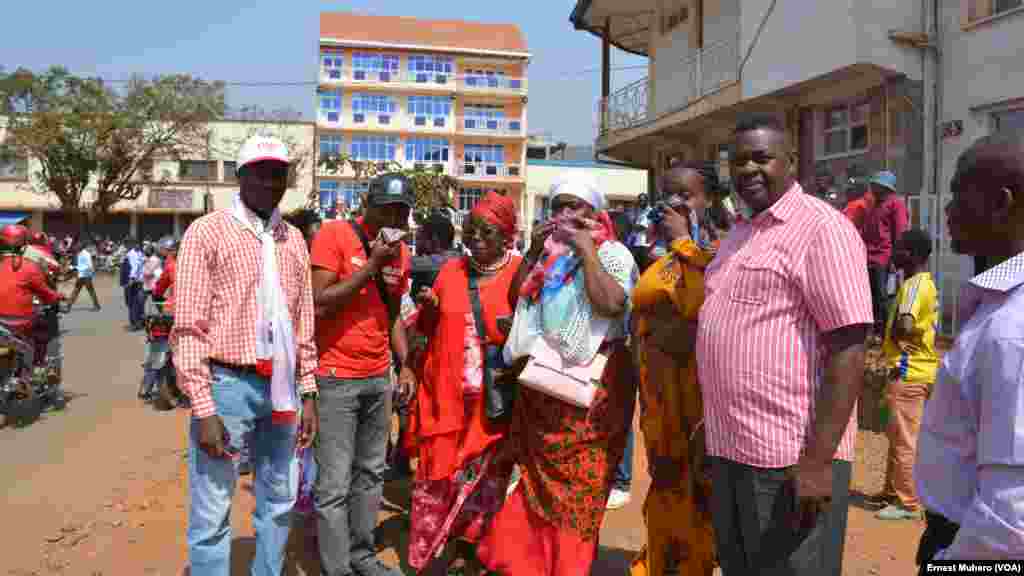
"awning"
0,211,30,226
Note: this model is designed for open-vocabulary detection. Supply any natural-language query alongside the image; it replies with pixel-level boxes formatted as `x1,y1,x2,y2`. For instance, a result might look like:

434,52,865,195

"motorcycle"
139,298,185,410
0,303,66,426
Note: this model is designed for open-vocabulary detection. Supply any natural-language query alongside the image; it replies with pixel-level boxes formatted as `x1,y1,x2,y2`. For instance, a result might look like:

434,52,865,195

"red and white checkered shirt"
171,210,318,419
697,183,873,467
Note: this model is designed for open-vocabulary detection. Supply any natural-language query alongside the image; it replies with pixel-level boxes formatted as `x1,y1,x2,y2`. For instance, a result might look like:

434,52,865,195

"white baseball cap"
237,134,290,171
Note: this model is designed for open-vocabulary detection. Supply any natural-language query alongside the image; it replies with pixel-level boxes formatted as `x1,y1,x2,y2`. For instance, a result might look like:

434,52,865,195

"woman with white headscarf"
476,172,639,576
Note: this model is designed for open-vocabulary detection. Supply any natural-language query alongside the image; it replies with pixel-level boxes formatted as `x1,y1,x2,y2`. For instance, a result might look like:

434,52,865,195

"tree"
0,67,225,239
316,152,458,220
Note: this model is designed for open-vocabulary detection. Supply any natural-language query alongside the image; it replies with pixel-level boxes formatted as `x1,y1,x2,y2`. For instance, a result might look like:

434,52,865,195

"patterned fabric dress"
477,241,639,576
407,258,519,572
630,239,717,576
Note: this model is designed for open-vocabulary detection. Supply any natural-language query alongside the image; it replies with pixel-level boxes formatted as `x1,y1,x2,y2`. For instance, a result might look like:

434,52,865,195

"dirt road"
1,276,923,575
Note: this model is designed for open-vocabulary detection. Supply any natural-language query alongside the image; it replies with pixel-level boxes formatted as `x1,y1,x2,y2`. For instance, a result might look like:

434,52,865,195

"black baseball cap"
367,173,415,208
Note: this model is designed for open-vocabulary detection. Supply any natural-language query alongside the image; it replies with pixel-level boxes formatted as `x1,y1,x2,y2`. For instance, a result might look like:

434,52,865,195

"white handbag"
518,335,609,409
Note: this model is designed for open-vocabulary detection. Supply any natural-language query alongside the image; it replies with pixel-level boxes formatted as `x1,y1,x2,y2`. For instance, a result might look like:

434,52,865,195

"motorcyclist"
24,232,62,286
0,225,65,369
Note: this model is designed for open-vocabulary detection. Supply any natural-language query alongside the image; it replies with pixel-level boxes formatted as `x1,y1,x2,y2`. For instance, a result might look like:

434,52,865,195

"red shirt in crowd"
310,217,411,380
863,192,909,268
842,190,876,236
153,254,176,313
0,255,62,332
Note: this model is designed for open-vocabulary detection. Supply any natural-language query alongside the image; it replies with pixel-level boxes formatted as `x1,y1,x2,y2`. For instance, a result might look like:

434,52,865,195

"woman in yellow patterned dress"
630,161,730,576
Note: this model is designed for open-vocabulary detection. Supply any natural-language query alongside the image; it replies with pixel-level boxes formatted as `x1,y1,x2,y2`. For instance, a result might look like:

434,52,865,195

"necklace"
469,251,511,275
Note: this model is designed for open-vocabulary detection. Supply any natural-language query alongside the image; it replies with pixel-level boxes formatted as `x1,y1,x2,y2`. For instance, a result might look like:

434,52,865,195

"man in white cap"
171,134,319,576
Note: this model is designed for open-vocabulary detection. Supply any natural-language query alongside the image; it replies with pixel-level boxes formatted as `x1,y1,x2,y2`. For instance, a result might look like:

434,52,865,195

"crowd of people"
2,116,1018,574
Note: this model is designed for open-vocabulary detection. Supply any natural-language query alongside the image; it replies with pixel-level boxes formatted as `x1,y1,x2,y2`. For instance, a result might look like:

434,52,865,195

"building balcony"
457,162,523,181
459,116,524,137
406,115,455,133
599,37,739,136
318,69,527,96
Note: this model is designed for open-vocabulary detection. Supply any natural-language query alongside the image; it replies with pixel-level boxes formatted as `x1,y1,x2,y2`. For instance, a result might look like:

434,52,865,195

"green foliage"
316,152,457,218
0,67,225,238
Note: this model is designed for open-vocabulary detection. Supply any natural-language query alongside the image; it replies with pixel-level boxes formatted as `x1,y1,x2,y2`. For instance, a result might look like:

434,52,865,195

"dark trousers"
68,277,100,309
709,457,852,576
916,511,959,575
315,374,392,576
868,266,889,335
613,422,635,491
127,282,144,327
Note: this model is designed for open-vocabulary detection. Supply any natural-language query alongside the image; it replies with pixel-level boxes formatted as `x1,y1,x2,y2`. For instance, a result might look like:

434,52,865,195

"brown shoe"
862,492,893,507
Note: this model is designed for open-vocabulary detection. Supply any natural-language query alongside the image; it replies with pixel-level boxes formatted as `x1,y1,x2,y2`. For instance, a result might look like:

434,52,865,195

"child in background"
873,228,939,520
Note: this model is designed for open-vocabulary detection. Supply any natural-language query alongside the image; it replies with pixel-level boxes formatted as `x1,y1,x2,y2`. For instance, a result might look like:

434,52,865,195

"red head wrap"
469,190,517,239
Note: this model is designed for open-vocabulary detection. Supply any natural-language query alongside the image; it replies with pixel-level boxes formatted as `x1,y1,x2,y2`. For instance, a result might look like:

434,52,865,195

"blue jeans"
315,373,392,576
187,365,299,576
614,423,634,491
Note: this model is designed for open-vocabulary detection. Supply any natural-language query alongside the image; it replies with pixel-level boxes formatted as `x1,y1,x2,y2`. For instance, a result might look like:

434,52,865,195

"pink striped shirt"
697,183,873,467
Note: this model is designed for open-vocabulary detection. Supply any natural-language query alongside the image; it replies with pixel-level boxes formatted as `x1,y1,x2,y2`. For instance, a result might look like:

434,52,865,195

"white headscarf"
548,172,606,212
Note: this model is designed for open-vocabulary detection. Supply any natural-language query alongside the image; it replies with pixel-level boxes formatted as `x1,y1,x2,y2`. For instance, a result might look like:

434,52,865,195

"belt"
209,359,261,375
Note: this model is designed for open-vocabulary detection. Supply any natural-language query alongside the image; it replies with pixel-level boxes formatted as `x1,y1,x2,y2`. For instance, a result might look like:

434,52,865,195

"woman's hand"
659,204,692,244
527,222,556,261
562,218,597,256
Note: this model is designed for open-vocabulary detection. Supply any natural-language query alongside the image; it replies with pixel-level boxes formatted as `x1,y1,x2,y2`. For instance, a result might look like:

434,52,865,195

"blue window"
319,135,342,157
352,93,397,124
464,105,505,130
320,50,343,79
340,181,369,211
464,144,505,165
465,69,506,88
351,53,400,81
349,136,398,162
405,139,450,163
319,180,339,218
319,89,342,123
408,96,451,127
408,55,454,84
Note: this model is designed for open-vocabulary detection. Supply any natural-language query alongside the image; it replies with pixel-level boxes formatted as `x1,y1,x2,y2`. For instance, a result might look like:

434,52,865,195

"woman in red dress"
407,192,522,575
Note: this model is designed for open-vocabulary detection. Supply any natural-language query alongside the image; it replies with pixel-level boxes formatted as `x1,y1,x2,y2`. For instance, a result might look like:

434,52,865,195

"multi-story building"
570,0,1024,334
0,118,315,240
315,12,530,229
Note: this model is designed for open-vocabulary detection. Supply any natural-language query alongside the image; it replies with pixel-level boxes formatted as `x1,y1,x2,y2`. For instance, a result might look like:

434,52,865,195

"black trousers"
867,266,889,334
916,511,959,575
710,457,852,576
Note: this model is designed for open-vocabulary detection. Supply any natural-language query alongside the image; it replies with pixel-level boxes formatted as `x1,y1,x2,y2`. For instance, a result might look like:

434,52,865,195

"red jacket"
0,255,62,333
153,255,175,313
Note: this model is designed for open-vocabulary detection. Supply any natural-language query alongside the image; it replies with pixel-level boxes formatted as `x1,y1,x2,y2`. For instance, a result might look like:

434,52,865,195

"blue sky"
2,0,646,145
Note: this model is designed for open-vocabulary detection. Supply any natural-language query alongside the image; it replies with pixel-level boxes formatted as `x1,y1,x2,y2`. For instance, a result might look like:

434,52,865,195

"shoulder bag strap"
348,220,396,325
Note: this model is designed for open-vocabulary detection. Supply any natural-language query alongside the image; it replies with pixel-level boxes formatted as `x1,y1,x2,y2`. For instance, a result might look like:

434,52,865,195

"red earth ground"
1,276,924,575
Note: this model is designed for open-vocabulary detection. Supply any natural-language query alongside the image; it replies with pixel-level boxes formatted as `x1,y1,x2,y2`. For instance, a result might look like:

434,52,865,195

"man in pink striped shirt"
697,114,873,575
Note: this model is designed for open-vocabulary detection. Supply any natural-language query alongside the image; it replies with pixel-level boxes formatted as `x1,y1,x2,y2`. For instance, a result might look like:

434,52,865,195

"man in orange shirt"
311,172,414,576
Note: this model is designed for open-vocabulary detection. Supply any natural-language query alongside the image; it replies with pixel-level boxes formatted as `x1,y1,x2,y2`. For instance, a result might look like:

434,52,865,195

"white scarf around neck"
230,194,298,424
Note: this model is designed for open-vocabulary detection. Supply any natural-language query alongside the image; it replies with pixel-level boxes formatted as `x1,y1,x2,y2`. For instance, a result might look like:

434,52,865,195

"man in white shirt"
125,240,145,330
914,133,1024,570
65,241,101,311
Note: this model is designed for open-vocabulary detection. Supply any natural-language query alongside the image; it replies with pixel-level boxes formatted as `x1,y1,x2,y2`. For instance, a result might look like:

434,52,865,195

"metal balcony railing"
459,117,524,135
599,35,739,135
458,163,522,179
319,68,527,94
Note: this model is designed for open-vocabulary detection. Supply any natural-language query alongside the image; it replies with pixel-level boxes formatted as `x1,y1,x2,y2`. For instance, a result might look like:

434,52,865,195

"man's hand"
195,415,229,459
297,397,318,451
789,457,833,531
416,286,438,308
367,238,402,272
397,364,416,404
